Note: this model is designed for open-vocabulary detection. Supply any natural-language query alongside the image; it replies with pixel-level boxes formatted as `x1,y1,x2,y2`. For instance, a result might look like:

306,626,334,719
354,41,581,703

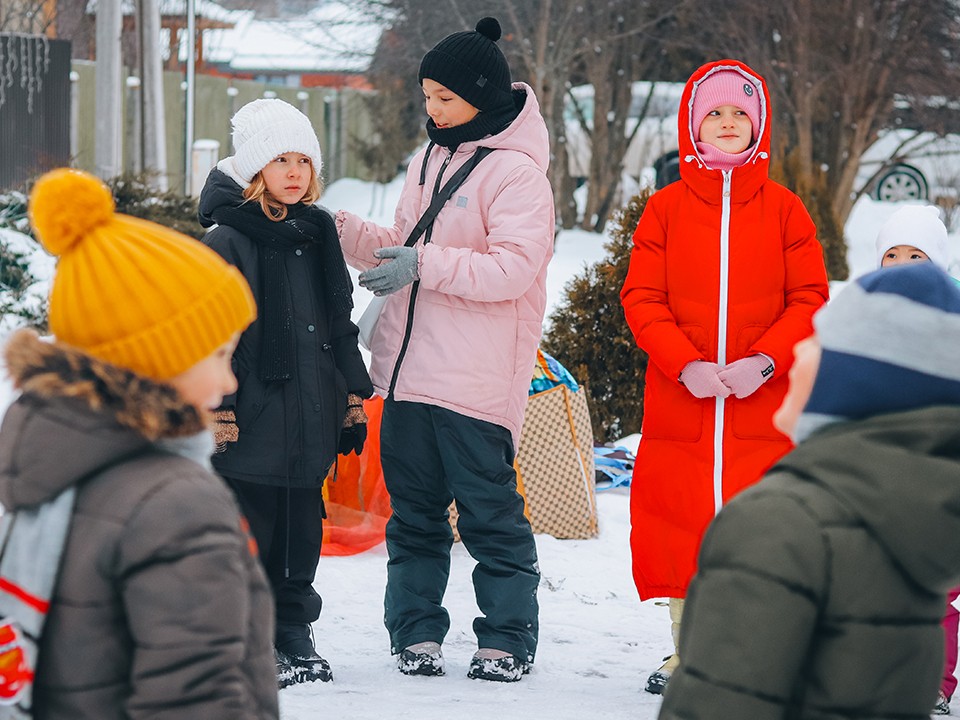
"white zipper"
714,170,732,515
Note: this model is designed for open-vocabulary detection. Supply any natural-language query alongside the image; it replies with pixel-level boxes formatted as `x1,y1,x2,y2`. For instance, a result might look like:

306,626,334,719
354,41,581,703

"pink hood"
337,82,555,448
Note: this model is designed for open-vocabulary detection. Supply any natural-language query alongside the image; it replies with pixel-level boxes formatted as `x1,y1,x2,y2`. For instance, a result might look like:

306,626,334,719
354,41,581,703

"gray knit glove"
359,246,419,296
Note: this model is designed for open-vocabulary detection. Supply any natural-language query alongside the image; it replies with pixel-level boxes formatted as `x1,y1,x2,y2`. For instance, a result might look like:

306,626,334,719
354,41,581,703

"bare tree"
569,0,681,231
0,0,55,33
499,0,585,229
349,0,589,226
692,0,960,278
351,24,425,213
473,0,691,232
355,0,692,233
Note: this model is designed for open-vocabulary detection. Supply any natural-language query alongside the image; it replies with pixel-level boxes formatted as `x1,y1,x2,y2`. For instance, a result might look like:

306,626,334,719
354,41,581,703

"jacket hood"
458,82,550,172
777,406,960,594
198,167,246,229
678,59,771,203
0,330,209,510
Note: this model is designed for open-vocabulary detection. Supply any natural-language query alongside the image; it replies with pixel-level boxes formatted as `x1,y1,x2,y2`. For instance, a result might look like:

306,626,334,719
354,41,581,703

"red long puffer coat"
620,59,829,600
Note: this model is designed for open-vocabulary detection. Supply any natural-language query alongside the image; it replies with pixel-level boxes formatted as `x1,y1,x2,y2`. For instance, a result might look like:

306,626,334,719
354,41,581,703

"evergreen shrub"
0,190,46,330
0,172,205,331
541,188,652,443
107,174,204,240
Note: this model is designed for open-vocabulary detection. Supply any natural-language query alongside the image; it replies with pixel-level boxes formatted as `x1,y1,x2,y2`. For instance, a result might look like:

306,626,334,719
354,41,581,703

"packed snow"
1,176,958,719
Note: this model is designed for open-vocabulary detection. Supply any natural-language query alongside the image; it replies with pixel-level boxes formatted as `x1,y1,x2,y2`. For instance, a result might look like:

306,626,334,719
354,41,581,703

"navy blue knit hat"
794,263,960,442
418,17,513,112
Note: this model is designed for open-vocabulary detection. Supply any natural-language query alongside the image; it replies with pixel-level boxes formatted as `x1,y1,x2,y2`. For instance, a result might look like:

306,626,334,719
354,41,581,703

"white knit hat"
227,99,323,184
875,205,949,270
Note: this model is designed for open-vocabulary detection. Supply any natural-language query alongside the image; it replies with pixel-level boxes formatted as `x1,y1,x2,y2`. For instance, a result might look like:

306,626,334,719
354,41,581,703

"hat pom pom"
29,169,115,257
476,17,501,42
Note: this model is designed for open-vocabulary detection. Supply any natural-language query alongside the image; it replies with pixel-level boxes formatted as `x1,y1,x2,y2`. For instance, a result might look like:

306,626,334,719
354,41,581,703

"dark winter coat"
0,330,278,720
199,169,373,487
659,405,960,720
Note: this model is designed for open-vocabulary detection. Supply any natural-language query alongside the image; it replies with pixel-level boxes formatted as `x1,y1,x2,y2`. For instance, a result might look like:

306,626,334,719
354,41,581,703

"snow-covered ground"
2,178,959,719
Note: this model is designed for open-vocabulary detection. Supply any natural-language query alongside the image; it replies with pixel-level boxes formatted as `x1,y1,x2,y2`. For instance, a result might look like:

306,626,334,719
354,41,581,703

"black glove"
338,423,367,456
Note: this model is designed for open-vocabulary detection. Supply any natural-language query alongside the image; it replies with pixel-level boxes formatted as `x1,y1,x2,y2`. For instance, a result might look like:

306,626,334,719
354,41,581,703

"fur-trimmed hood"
0,330,210,510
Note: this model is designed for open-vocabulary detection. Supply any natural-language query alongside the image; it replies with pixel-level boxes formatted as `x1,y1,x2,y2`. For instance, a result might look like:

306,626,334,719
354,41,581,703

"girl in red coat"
620,59,829,694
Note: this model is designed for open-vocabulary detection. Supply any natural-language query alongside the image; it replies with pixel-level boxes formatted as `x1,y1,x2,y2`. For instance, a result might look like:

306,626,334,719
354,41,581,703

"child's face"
169,333,241,411
774,335,822,438
260,152,313,205
421,78,479,129
698,105,753,154
880,244,930,267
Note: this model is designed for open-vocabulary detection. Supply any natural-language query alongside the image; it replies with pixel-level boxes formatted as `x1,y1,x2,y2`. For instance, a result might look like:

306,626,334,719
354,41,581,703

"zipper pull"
722,170,731,198
434,150,455,195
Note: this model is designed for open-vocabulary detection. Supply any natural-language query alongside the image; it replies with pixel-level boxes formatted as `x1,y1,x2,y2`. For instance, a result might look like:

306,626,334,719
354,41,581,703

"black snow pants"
380,398,540,663
226,477,325,633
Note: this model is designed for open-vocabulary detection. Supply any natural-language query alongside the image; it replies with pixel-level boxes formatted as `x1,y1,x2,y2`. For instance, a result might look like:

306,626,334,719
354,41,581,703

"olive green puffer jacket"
659,405,960,720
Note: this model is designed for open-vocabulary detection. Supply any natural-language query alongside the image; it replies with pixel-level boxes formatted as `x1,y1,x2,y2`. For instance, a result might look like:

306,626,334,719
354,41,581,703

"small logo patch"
761,362,774,378
456,195,468,208
743,83,754,97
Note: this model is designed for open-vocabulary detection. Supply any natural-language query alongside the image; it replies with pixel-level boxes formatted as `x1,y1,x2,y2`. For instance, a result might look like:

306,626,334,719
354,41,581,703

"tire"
872,164,929,202
653,151,681,189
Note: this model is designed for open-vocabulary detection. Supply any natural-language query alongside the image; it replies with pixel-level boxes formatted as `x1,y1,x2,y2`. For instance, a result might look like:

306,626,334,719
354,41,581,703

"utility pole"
184,0,196,195
140,0,168,189
94,0,123,180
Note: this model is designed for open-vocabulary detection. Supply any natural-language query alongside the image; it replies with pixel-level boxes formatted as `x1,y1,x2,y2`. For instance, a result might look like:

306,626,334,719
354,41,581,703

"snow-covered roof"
88,0,383,74
87,0,239,24
196,2,383,74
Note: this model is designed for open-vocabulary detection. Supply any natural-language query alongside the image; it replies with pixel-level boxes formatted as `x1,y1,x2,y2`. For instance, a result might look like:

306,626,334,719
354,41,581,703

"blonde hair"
243,165,322,222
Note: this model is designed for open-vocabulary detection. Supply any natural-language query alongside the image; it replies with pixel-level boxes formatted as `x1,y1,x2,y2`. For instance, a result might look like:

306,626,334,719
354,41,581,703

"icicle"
28,36,50,114
0,35,52,113
0,37,6,109
1,35,19,110
20,35,29,92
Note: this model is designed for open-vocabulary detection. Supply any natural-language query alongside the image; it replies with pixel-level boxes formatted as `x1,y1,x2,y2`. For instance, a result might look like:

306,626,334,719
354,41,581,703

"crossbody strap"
403,146,495,248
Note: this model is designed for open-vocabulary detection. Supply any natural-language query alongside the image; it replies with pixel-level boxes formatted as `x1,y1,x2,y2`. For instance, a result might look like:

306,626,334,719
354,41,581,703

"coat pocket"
733,323,770,360
729,323,787,441
731,374,790,441
235,376,268,431
640,365,704,443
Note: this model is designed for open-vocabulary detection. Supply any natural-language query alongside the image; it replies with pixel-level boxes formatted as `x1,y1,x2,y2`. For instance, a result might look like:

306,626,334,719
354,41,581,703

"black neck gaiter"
425,91,522,148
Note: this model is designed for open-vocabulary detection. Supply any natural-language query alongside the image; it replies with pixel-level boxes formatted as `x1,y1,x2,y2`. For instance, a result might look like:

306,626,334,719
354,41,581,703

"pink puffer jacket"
336,82,554,448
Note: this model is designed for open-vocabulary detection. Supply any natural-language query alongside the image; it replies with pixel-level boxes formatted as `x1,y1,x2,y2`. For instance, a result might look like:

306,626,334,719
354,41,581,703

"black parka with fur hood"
0,331,278,720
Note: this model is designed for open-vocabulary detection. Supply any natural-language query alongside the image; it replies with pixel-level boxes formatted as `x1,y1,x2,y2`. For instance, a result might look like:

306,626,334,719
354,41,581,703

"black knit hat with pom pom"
418,17,513,112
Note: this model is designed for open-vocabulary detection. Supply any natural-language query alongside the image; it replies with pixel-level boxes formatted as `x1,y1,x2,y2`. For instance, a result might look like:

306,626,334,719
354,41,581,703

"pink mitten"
679,361,731,399
717,355,775,399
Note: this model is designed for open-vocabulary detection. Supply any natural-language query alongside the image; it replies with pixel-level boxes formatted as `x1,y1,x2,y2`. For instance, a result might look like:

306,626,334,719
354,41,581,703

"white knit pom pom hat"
227,99,323,184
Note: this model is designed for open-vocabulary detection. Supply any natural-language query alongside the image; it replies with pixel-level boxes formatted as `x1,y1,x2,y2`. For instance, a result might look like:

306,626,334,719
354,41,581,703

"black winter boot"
933,691,951,715
645,597,684,695
467,649,531,682
275,622,333,686
397,641,445,676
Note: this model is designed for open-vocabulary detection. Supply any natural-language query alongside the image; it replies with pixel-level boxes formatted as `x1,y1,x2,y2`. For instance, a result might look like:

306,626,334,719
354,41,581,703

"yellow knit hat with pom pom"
28,169,256,380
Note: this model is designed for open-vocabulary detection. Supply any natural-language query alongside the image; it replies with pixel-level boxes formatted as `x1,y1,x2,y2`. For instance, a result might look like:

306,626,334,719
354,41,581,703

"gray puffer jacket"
659,405,960,720
0,330,278,720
